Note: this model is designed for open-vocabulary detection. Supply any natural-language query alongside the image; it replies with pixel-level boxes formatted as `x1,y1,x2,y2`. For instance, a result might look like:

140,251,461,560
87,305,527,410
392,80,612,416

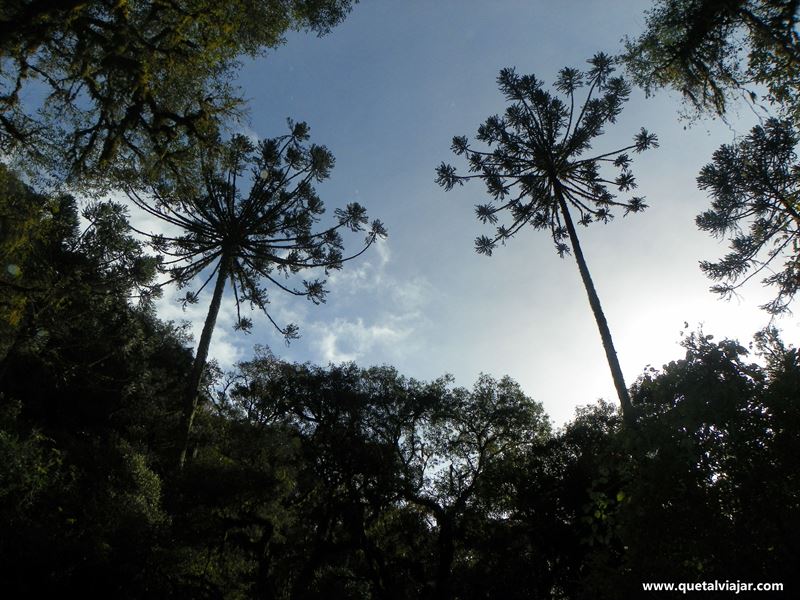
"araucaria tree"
436,53,658,421
126,121,386,467
697,117,800,314
622,1,800,316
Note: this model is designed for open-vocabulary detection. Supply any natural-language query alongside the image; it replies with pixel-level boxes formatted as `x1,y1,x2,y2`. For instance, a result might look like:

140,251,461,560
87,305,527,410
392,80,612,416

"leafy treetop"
127,120,386,340
696,117,800,314
436,53,658,258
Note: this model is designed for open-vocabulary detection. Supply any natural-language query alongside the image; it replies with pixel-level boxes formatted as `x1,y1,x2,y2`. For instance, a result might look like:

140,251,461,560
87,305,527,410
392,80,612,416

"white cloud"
90,184,436,374
392,274,434,312
327,237,391,293
232,123,261,145
302,238,436,365
313,317,410,364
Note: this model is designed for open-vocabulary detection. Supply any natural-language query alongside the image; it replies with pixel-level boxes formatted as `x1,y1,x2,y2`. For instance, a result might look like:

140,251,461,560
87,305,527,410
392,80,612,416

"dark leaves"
475,235,496,256
180,291,199,308
625,197,648,215
370,219,388,239
234,316,253,332
587,52,615,86
695,118,800,314
304,279,328,304
477,115,507,145
451,136,469,155
634,128,659,152
335,202,369,231
289,119,310,141
595,208,613,224
556,67,583,94
613,153,631,169
128,120,384,339
282,323,300,343
436,54,656,256
435,163,462,191
475,204,499,225
622,0,800,123
615,171,636,191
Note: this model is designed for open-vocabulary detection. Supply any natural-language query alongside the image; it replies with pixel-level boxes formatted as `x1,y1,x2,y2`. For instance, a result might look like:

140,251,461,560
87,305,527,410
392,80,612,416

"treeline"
1,167,798,596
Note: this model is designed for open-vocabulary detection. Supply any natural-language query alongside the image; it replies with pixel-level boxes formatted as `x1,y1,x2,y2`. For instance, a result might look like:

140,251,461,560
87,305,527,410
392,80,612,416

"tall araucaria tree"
126,121,386,468
435,53,658,422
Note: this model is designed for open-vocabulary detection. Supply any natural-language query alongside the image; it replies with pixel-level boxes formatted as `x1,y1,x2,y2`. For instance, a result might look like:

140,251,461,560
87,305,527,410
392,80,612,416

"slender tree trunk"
178,253,230,469
554,186,633,422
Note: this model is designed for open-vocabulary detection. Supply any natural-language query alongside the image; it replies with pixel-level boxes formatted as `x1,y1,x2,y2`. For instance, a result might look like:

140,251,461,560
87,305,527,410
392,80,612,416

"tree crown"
127,121,386,340
436,53,658,257
623,0,800,123
696,117,800,314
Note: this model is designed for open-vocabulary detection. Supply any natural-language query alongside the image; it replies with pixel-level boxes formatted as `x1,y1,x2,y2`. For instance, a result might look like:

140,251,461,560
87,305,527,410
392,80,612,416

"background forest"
1,0,799,598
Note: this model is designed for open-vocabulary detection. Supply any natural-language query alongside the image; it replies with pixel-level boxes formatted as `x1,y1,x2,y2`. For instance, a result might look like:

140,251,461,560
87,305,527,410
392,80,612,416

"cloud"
313,318,409,363
326,237,391,293
232,123,261,145
392,274,434,312
304,239,436,365
89,189,434,372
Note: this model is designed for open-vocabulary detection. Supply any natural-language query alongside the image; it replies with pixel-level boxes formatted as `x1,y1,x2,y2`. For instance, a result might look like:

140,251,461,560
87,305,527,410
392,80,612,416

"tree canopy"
625,0,800,315
0,0,358,183
125,122,385,467
623,0,800,122
128,123,385,338
3,2,800,596
1,163,797,593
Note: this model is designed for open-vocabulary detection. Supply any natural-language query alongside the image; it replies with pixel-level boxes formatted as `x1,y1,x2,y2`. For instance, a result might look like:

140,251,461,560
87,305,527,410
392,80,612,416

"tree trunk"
178,253,230,469
554,186,633,422
434,514,455,600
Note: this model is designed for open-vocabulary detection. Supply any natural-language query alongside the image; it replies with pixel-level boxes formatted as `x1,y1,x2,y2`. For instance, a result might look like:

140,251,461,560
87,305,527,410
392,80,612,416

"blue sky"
147,0,799,426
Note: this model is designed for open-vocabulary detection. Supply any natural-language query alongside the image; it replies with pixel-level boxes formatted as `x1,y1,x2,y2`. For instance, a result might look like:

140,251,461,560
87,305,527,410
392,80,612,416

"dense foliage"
0,0,358,183
624,0,800,315
623,0,800,122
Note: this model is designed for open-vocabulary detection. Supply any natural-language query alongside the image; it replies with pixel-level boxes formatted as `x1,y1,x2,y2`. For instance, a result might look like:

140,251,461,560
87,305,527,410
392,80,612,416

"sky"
145,0,799,427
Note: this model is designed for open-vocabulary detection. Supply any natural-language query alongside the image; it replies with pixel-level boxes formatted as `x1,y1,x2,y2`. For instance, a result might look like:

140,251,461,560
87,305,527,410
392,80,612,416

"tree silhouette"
220,354,551,599
0,164,160,362
697,117,800,314
126,121,386,468
436,53,658,421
